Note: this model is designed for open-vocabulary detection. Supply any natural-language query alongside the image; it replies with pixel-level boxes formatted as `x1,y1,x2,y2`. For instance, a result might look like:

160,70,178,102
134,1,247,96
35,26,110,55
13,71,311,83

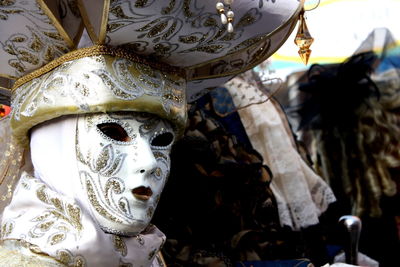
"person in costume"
0,0,304,266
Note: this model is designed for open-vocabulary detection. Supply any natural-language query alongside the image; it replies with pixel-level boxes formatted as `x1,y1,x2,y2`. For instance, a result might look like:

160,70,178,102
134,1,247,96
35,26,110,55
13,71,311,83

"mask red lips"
132,186,153,201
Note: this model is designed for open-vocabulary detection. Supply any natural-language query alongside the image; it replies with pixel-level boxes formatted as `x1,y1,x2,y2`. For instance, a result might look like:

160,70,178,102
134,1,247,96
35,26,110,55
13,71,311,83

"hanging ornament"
294,10,314,65
226,9,234,33
216,0,235,33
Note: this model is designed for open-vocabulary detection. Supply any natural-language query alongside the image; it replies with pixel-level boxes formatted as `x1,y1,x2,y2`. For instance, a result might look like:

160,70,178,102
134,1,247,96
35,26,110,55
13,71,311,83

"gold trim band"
12,45,185,91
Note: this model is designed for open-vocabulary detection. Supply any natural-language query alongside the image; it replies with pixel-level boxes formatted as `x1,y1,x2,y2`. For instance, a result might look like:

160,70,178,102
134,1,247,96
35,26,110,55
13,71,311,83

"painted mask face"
75,112,174,236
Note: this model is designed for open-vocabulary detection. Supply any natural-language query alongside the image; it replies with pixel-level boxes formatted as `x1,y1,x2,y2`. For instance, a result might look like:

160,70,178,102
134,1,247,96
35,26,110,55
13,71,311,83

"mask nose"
135,139,157,176
139,168,156,175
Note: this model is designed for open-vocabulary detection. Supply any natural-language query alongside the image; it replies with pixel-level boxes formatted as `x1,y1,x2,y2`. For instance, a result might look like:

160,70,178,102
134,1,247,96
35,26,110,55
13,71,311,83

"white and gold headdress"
0,0,304,204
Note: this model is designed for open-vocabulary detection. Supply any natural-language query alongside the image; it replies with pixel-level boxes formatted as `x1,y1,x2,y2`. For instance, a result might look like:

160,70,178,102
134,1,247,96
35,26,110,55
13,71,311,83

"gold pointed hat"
0,0,304,145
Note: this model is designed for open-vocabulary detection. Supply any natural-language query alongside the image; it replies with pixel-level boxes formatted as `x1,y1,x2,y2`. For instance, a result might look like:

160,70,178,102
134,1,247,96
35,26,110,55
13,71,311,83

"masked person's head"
17,54,186,236
30,111,174,236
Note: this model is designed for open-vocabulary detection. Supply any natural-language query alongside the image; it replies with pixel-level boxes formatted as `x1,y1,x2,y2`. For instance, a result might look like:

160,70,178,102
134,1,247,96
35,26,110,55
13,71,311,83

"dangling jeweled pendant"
294,11,314,65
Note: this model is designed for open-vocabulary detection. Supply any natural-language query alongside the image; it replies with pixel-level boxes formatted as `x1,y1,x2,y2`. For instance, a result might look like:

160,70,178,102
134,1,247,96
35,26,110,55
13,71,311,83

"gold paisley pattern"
107,0,254,59
0,119,24,204
76,119,133,223
112,235,127,257
0,220,14,239
103,0,302,76
29,184,83,246
0,174,164,266
56,249,86,267
10,54,187,145
74,111,173,235
188,37,271,79
0,1,71,78
82,173,124,224
98,0,303,89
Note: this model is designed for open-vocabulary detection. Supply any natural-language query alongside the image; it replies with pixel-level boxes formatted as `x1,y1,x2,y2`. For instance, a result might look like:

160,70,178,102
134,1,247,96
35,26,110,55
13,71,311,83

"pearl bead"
226,10,234,18
224,0,234,4
227,22,234,33
220,13,228,24
216,2,224,10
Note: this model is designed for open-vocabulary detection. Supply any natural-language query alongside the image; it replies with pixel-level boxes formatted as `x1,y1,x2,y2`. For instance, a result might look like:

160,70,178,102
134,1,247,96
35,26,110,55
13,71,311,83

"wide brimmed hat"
0,0,304,145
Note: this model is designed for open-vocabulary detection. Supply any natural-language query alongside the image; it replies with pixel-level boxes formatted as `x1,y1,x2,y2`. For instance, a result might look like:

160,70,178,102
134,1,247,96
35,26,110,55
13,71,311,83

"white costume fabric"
1,115,167,266
226,76,336,230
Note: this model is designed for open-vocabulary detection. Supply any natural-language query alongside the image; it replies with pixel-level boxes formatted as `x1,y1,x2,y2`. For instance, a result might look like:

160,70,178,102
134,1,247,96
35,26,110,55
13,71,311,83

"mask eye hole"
97,123,131,142
151,132,174,148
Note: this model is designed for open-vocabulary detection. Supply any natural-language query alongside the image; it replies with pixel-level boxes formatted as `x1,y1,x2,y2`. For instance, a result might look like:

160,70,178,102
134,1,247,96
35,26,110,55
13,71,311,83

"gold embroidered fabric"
0,116,30,219
0,240,166,267
0,0,304,100
80,0,304,73
10,54,187,145
0,240,66,267
0,0,80,79
1,172,166,266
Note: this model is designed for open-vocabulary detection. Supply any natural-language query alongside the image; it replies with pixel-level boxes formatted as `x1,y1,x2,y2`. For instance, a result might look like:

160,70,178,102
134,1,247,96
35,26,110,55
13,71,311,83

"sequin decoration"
56,250,87,267
83,175,124,224
106,0,261,60
112,235,128,257
28,179,83,246
0,220,14,239
0,1,71,77
10,55,187,145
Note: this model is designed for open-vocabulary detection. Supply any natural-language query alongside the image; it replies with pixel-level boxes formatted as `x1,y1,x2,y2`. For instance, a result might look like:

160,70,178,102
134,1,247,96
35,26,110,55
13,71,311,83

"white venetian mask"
75,112,174,236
